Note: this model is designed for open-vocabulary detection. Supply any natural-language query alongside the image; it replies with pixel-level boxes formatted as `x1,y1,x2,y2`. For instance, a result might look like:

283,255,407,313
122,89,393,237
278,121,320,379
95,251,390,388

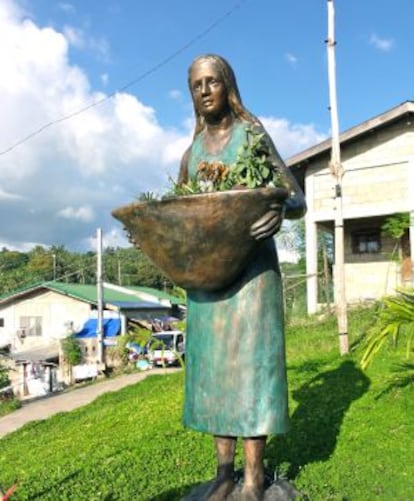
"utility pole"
117,256,122,285
326,0,349,355
52,254,56,281
96,228,105,365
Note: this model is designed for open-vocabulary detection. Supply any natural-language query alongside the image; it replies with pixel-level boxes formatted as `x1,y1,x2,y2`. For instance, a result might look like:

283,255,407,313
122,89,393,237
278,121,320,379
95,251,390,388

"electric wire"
0,0,247,157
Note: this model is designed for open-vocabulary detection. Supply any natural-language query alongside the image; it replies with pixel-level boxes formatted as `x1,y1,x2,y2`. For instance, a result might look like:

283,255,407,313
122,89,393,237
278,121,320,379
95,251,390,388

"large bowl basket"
112,187,288,291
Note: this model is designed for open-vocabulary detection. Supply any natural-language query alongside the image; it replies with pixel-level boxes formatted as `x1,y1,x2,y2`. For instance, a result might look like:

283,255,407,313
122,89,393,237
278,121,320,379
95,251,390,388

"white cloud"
285,52,298,66
57,206,95,222
0,0,324,252
88,36,110,62
369,33,394,52
169,89,183,101
63,25,110,61
58,3,75,14
0,188,23,200
259,116,327,158
86,227,129,251
0,1,184,250
63,25,85,48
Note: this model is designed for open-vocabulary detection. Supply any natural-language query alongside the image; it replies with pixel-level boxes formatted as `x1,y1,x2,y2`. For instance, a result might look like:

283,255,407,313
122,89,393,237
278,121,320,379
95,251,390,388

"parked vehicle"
147,331,185,367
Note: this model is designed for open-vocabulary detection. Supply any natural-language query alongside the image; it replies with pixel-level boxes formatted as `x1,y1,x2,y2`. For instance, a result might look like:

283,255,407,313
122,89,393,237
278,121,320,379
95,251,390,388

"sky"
1,0,413,253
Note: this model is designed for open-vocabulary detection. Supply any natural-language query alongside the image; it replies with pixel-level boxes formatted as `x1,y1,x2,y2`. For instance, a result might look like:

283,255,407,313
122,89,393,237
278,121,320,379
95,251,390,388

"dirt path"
0,368,180,439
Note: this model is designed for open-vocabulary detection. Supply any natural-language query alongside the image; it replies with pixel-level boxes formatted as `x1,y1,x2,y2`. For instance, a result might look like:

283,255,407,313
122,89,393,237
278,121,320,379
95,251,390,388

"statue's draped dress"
183,121,289,437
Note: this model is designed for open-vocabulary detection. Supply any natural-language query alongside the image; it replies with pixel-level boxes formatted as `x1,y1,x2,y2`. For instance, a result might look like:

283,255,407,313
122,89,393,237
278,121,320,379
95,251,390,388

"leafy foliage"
0,398,20,417
164,127,284,197
0,366,10,389
0,349,11,390
225,128,283,190
361,288,414,369
0,245,172,297
382,212,410,240
60,336,83,366
111,327,153,367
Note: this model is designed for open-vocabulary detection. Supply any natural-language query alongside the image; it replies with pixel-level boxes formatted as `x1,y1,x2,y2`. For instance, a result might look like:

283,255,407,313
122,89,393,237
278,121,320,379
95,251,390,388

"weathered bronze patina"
112,53,306,501
111,187,287,291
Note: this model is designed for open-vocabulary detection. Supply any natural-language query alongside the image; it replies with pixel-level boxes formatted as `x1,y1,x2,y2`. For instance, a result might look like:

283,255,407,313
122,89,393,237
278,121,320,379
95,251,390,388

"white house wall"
304,120,414,312
341,262,399,302
0,290,90,352
309,127,414,222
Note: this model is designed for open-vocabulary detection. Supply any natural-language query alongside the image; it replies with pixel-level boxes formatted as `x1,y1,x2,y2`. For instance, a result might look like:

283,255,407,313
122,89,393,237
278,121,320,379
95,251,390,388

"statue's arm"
258,128,306,220
249,125,306,240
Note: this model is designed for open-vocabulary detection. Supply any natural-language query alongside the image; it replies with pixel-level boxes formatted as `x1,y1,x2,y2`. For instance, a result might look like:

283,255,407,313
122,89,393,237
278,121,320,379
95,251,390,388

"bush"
0,397,21,417
60,335,83,366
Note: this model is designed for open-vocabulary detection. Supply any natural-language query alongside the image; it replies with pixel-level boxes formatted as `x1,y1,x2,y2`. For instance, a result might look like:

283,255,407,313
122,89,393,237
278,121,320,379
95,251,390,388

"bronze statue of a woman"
179,54,306,500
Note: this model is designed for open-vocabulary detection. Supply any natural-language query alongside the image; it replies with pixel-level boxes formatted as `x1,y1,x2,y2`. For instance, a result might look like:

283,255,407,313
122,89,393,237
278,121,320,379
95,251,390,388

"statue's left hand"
250,203,285,241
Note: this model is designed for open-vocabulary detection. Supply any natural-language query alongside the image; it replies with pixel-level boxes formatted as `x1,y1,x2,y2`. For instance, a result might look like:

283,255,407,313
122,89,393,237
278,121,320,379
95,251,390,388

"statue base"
183,470,301,500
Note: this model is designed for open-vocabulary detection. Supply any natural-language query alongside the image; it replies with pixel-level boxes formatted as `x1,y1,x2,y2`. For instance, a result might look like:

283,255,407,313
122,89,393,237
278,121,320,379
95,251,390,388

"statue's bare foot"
205,476,235,500
239,485,264,501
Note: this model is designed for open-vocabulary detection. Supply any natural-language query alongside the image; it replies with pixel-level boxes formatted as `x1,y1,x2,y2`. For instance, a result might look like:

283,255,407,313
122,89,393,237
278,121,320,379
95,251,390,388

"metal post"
327,0,349,354
96,228,104,365
52,254,56,281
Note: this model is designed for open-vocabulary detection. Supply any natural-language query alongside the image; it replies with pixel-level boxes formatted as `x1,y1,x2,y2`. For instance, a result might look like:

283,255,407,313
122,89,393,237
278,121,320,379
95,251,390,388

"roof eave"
286,100,414,168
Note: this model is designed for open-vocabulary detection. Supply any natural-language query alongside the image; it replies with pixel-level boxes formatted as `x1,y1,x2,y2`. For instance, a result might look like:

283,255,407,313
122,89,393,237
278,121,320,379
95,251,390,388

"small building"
0,281,178,396
287,101,414,313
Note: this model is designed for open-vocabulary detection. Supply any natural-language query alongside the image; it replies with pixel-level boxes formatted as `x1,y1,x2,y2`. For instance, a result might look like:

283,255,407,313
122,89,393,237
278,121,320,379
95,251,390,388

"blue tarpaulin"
75,318,121,338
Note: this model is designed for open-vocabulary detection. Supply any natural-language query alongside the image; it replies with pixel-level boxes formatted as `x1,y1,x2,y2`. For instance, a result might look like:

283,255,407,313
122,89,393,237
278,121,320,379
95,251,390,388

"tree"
382,213,410,242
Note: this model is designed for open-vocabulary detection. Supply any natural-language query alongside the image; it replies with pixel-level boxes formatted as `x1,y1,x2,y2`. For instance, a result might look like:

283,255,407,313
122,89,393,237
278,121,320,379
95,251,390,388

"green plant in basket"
224,128,283,190
150,127,286,200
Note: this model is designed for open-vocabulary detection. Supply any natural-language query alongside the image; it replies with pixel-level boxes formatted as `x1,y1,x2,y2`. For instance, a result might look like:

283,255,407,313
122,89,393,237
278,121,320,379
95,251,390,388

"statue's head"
188,54,241,108
188,54,255,134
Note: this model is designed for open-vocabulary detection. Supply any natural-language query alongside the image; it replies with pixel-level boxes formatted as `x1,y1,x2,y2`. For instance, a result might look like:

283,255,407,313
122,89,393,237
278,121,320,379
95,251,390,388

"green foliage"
137,191,158,202
0,306,413,500
163,176,203,197
61,335,83,366
382,212,410,240
114,328,152,366
0,367,10,389
0,365,10,390
159,127,285,198
226,128,283,190
0,245,171,296
361,288,414,369
0,351,19,418
0,398,21,417
0,350,11,389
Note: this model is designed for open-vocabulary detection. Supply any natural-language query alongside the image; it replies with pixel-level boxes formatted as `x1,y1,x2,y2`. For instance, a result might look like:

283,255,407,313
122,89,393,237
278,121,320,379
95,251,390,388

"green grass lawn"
0,306,413,500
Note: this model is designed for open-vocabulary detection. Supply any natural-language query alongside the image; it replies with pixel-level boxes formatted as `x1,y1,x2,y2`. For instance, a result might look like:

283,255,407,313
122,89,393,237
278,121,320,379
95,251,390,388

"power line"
0,0,247,157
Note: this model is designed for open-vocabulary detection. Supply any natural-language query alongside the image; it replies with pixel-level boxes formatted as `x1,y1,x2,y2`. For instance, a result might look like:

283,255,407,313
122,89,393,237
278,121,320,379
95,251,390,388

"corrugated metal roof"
47,282,141,305
0,282,173,311
11,343,59,363
128,286,184,305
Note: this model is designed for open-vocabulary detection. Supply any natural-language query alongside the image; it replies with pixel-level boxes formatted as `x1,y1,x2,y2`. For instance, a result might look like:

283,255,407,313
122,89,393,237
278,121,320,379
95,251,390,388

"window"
19,316,42,336
351,230,381,254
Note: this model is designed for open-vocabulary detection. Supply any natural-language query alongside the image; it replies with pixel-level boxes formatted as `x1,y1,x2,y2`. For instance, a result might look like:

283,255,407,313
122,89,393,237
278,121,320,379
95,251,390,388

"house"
287,101,414,313
0,281,181,396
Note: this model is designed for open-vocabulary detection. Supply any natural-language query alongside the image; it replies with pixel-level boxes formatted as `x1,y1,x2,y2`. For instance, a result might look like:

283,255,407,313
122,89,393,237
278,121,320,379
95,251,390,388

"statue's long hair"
188,54,260,137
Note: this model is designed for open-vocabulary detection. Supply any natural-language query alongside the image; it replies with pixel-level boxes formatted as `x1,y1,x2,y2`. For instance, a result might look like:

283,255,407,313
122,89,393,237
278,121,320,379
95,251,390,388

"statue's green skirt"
183,239,289,437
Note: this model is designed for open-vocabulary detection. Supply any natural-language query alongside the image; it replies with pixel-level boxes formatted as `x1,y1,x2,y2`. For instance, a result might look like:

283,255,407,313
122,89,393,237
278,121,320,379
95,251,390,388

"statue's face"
190,59,229,119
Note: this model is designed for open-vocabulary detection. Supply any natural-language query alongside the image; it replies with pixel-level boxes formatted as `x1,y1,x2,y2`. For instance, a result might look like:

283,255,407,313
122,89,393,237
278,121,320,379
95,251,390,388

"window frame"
19,316,43,337
351,229,381,255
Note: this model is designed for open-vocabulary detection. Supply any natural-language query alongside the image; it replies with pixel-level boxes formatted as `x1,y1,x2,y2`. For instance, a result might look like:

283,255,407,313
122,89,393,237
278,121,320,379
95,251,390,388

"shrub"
61,335,83,366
